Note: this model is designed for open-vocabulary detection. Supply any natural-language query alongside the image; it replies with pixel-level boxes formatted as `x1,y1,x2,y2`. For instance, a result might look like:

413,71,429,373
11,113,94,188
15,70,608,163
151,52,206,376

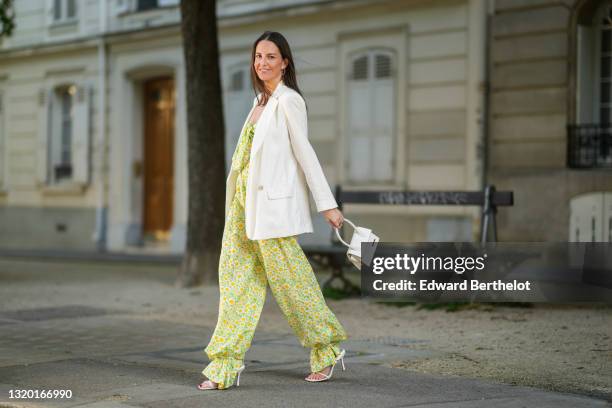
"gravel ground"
333,300,612,400
1,258,610,401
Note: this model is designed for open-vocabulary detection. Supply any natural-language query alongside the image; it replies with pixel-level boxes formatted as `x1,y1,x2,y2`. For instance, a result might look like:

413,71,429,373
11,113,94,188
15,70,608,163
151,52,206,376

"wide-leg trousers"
202,165,348,389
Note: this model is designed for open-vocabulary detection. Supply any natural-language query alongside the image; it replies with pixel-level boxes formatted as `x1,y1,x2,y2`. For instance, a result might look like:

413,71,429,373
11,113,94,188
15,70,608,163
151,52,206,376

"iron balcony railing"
567,124,612,169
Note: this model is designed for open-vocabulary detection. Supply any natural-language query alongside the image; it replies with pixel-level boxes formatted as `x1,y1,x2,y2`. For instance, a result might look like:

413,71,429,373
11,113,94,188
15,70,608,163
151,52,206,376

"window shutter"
347,76,371,182
375,54,392,79
346,51,396,184
347,53,372,182
372,53,394,182
72,84,91,184
37,88,52,186
352,56,368,80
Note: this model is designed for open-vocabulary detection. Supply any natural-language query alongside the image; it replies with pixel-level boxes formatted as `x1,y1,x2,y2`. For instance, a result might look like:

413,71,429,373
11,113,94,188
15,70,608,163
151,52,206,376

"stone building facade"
0,0,606,253
489,0,611,242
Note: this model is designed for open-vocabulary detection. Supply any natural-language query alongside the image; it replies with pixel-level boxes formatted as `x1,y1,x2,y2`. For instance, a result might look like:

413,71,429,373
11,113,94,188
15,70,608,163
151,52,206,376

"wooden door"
143,77,175,240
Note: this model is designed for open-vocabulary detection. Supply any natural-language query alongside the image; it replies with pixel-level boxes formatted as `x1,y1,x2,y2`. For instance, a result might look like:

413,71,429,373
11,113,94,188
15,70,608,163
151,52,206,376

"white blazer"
225,80,338,240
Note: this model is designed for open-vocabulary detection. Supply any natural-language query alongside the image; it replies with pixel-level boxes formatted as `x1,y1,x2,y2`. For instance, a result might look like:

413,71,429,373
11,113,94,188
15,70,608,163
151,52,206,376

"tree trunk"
176,0,226,287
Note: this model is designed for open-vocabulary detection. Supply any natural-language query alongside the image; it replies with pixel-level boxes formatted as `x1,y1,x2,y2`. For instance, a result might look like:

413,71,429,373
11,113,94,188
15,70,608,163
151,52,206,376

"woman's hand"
322,207,344,229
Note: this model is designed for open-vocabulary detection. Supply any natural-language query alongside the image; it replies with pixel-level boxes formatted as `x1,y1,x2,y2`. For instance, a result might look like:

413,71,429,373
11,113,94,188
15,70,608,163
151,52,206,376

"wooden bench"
302,184,514,293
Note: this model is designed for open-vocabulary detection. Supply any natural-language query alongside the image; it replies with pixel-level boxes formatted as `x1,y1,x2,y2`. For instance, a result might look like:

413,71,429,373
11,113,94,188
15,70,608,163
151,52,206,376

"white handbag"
334,218,380,270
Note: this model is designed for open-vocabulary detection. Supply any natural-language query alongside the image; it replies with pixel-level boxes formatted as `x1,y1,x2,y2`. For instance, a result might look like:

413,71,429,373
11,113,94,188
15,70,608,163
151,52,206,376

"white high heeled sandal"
305,349,346,382
197,365,246,390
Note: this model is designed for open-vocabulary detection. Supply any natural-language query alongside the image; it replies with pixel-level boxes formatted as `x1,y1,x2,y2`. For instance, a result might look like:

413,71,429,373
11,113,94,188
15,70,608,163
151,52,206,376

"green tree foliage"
0,0,15,38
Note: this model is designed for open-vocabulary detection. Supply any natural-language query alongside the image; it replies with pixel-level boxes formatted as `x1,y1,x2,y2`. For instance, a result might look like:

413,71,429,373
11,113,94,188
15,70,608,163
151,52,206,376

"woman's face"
254,40,287,84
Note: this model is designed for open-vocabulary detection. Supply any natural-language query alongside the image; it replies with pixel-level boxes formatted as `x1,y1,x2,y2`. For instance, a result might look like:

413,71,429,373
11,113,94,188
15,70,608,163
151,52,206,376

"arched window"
345,49,396,184
223,64,252,174
569,1,612,168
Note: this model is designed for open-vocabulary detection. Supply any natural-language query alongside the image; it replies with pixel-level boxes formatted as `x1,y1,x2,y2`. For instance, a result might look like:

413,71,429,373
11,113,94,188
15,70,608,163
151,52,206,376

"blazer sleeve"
279,92,338,212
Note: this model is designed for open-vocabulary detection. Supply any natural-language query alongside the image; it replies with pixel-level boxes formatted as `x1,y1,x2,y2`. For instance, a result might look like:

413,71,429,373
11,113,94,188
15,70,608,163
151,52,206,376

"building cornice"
0,0,417,60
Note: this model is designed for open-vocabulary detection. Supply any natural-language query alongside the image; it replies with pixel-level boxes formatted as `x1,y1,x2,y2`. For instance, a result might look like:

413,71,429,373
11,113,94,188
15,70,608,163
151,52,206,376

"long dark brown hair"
250,31,304,107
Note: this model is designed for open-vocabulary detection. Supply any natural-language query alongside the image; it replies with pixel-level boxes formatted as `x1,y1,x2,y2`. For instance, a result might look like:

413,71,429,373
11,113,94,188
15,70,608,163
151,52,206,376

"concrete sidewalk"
0,257,609,408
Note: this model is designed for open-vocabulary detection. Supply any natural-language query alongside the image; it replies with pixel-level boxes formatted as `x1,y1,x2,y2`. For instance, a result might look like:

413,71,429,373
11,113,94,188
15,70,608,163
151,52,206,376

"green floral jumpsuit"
201,121,348,389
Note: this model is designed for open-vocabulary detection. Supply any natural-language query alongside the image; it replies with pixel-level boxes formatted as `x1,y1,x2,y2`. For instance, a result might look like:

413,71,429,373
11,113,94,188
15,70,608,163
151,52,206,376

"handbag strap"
334,218,357,248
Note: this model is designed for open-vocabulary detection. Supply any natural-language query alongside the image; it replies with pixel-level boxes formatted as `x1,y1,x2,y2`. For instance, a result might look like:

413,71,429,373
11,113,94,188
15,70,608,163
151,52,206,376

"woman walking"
197,31,348,390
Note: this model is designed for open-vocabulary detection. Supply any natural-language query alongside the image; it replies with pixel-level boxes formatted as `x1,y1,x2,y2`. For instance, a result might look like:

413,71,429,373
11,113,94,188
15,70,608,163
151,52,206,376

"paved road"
0,256,609,408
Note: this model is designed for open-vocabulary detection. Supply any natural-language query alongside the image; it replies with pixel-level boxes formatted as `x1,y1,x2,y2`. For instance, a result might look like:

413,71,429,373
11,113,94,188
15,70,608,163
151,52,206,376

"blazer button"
257,185,263,191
